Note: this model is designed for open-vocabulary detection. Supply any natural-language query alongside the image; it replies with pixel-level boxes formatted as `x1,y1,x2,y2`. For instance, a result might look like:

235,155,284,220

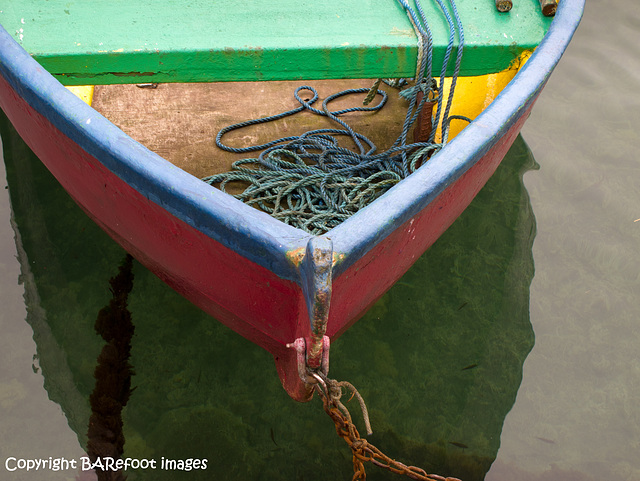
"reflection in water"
87,255,135,481
2,110,538,480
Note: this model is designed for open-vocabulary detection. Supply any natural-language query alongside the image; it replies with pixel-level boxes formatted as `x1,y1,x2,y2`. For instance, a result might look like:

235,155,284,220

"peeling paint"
389,27,414,36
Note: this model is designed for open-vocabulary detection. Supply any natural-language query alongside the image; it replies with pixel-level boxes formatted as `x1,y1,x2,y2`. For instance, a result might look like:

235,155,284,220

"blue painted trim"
0,27,310,282
329,0,584,277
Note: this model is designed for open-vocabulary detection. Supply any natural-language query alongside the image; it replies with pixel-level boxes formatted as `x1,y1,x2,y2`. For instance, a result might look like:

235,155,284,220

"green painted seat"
1,0,551,85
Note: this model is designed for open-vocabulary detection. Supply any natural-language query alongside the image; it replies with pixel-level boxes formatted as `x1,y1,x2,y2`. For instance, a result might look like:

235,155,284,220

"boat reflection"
2,110,537,481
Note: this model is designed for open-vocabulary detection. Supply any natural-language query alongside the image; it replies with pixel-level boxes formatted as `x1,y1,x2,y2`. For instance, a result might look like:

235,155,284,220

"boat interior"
91,80,417,181
3,0,554,221
81,65,525,184
3,0,553,192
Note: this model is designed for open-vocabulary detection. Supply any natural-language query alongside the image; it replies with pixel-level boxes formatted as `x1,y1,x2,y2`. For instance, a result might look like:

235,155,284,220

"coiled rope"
203,0,466,234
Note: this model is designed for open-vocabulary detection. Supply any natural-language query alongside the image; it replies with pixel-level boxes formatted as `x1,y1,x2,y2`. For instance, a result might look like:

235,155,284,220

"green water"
2,2,640,480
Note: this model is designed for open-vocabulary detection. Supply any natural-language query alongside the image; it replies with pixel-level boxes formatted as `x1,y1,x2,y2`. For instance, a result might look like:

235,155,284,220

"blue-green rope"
203,0,466,235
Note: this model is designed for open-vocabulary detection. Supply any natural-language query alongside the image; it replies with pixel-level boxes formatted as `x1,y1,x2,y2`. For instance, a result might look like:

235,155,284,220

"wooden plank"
1,0,551,84
91,80,412,182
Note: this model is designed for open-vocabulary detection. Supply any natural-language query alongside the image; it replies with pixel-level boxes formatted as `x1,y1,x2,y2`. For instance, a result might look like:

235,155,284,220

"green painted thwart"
1,0,550,84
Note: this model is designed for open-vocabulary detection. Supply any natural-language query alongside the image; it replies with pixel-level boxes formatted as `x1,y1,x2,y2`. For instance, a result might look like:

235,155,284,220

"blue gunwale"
0,0,584,286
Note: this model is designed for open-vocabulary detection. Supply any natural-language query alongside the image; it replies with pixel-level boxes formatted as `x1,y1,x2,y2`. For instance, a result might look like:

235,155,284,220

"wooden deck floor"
92,80,413,180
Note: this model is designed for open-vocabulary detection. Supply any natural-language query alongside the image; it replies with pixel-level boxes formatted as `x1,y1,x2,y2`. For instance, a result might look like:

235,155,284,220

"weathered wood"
1,0,551,84
92,80,412,180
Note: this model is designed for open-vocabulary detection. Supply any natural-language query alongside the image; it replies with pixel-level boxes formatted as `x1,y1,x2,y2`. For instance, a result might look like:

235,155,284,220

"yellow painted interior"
65,85,95,105
435,50,533,143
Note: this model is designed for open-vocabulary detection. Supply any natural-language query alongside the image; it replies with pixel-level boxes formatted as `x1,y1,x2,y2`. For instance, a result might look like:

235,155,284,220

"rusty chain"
311,372,461,481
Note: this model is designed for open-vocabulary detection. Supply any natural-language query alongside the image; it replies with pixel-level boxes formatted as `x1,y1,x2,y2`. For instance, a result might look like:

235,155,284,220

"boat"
0,0,583,403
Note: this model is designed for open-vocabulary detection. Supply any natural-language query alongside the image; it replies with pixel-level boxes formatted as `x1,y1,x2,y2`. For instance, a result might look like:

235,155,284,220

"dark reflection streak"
86,254,135,481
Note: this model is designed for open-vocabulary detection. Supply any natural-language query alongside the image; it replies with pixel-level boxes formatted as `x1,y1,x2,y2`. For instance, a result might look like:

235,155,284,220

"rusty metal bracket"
300,236,333,370
286,235,333,388
413,80,438,144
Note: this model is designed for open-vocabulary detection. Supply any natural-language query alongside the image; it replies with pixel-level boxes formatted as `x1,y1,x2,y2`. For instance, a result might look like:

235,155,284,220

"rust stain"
285,247,306,267
332,252,345,264
54,71,156,79
286,247,345,269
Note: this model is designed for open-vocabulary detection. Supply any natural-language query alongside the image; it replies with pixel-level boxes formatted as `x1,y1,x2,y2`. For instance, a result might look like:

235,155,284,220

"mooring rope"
202,0,465,234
